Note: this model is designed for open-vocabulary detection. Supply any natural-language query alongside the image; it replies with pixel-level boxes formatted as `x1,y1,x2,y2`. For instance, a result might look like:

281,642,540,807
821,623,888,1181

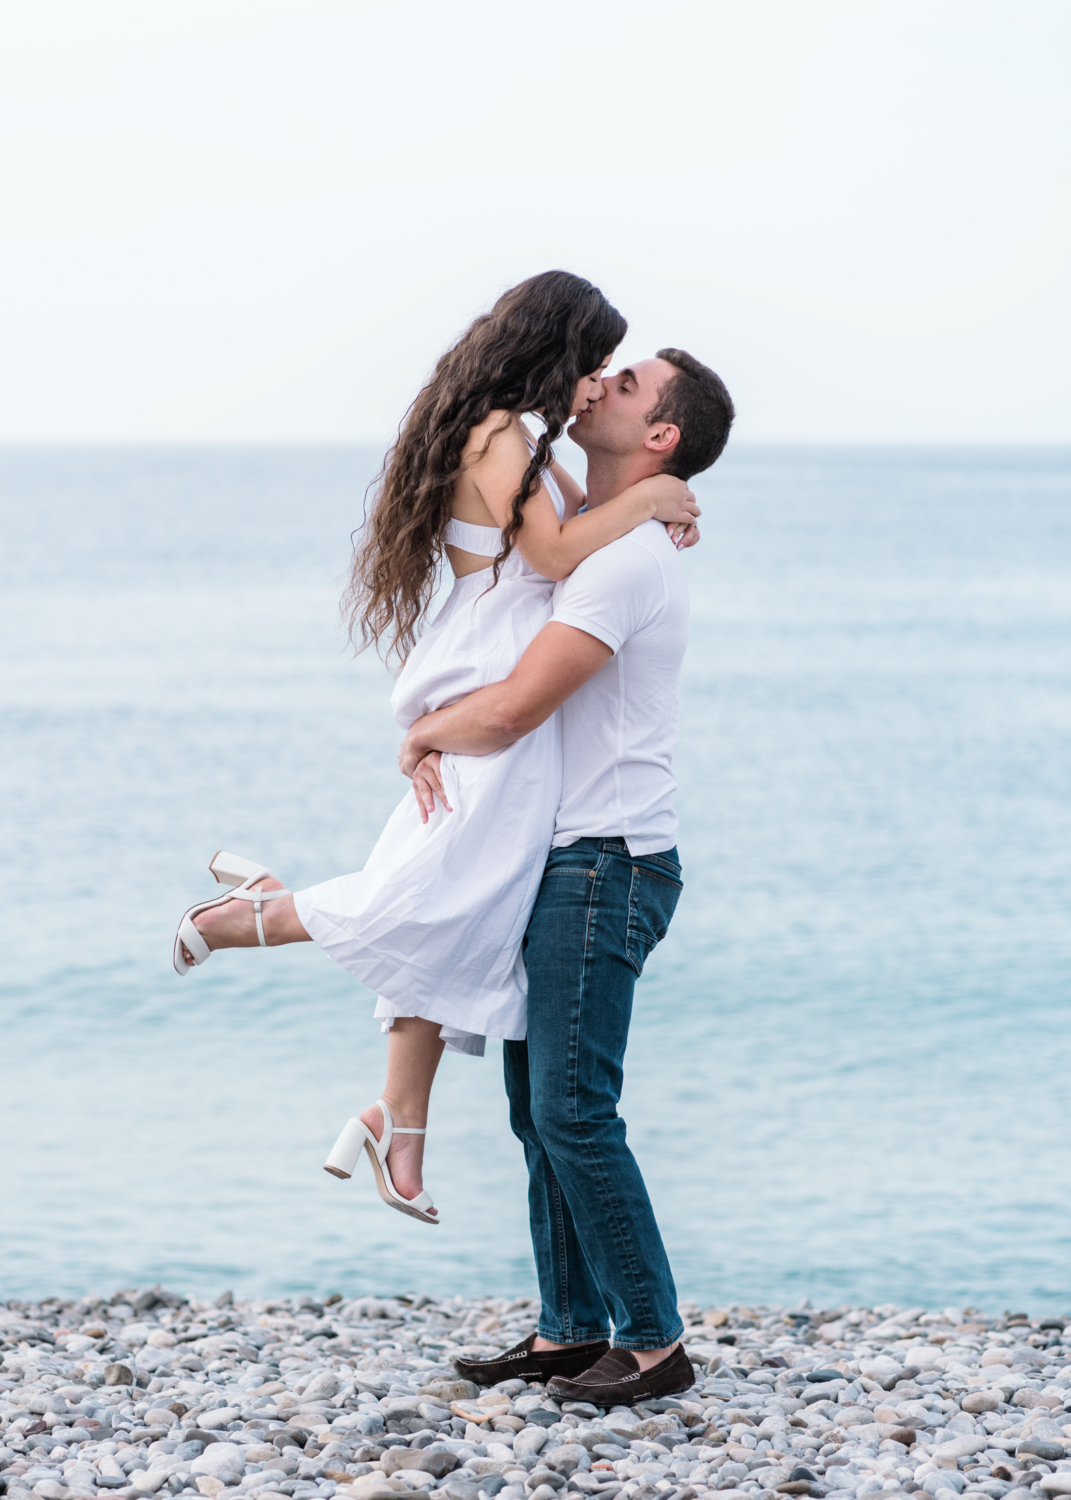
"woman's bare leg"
182,879,310,963
361,1017,445,1215
187,886,443,1213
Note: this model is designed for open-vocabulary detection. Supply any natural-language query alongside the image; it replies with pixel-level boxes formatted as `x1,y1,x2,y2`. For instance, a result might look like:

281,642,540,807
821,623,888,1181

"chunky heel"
325,1099,438,1224
209,850,271,888
324,1118,365,1180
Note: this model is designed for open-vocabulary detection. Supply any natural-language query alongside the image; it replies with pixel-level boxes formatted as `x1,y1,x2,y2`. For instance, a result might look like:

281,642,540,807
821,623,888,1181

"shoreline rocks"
3,1296,1071,1500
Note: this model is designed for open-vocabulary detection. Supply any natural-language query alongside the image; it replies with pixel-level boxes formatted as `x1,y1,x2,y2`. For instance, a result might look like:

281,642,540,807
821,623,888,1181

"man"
403,348,735,1404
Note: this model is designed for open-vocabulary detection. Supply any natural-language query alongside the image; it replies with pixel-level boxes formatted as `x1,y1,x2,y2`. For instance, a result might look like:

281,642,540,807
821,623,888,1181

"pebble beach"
4,1295,1071,1500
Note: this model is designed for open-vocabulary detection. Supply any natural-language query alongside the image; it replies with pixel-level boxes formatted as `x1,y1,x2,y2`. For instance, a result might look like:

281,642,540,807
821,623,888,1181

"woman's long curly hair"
345,270,627,663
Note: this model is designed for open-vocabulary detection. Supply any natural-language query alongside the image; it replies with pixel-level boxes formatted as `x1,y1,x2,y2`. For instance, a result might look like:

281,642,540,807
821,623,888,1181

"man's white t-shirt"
549,518,689,856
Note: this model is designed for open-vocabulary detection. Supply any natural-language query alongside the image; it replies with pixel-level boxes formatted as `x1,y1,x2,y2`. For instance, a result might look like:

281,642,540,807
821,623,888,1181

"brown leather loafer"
454,1332,611,1387
546,1341,695,1405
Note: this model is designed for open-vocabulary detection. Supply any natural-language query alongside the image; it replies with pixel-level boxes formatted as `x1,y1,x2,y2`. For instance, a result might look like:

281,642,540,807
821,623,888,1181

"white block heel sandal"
324,1099,438,1225
173,850,290,975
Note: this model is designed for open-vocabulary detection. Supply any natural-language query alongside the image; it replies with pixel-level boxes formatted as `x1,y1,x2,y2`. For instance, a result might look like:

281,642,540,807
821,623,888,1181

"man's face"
568,356,677,458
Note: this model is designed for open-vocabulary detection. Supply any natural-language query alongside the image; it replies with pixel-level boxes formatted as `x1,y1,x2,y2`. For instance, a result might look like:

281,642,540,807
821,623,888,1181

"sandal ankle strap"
374,1098,426,1141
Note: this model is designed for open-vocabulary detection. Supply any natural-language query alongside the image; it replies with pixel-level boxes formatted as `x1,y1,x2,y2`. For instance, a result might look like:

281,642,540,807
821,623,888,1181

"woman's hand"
633,473,701,528
399,732,421,779
631,474,701,550
411,752,452,823
670,521,701,550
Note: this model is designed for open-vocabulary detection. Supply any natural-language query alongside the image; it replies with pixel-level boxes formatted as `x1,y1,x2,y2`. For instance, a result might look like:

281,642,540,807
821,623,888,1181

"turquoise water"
2,446,1070,1311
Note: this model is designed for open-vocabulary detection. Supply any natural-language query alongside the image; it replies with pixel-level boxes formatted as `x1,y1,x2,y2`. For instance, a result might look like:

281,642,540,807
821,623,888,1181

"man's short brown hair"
645,348,735,479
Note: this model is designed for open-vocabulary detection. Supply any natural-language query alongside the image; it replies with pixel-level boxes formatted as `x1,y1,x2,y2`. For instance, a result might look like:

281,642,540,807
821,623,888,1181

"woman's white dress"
292,465,566,1056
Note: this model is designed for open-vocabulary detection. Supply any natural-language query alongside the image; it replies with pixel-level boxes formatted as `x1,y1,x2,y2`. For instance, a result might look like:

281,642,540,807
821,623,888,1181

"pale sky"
1,0,1068,444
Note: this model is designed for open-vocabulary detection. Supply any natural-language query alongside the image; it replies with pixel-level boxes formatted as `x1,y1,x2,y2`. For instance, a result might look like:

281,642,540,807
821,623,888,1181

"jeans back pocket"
625,861,683,975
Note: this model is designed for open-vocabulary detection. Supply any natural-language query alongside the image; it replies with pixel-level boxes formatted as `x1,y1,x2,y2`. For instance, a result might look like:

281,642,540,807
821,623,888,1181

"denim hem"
536,1324,612,1344
610,1322,685,1351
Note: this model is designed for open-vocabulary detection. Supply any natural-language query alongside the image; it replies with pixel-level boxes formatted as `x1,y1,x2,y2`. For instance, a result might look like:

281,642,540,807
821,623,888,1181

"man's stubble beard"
569,417,622,460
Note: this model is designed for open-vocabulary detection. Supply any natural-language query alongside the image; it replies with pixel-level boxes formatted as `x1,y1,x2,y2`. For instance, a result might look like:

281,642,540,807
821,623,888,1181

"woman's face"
570,356,612,418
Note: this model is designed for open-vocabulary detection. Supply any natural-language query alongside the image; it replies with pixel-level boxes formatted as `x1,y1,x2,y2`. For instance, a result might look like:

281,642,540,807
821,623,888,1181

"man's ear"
644,422,681,456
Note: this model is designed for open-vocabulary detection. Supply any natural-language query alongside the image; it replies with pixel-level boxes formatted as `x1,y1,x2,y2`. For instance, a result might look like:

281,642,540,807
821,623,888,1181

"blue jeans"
503,837,684,1351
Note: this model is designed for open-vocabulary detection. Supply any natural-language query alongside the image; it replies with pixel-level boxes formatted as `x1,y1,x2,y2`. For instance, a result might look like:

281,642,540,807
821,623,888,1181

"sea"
2,445,1069,1314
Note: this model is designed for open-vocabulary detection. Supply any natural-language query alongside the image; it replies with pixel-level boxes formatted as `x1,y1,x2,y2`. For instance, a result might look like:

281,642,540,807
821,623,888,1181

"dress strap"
445,517,502,557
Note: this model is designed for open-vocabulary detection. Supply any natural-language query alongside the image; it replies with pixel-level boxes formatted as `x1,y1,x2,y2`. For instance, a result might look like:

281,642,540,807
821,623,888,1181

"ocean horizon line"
2,439,1070,455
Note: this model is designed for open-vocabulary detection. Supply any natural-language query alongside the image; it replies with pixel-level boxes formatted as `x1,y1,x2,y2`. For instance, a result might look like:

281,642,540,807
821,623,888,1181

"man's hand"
411,752,452,822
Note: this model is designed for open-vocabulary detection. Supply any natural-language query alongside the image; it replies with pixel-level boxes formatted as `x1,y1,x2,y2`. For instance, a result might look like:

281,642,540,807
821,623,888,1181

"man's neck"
584,451,662,509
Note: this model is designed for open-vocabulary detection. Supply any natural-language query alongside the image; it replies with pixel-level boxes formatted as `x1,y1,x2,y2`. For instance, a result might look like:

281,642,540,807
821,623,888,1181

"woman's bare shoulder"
462,410,528,469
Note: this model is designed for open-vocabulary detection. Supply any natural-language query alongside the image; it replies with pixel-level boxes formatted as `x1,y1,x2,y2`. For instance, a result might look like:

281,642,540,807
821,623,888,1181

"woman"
173,271,697,1224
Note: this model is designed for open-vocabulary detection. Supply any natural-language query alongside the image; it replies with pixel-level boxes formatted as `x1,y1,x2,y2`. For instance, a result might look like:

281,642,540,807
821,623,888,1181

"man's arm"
400,621,612,774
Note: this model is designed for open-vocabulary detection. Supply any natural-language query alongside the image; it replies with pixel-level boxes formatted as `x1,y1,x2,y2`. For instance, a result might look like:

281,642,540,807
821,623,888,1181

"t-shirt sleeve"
551,537,665,653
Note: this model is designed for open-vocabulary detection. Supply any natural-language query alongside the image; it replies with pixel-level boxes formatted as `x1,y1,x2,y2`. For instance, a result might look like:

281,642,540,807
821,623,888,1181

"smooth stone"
560,1405,599,1420
962,1396,1002,1415
527,1469,567,1491
1016,1443,1064,1462
104,1367,134,1388
1038,1479,1071,1496
418,1384,480,1404
191,1444,246,1479
806,1371,844,1384
129,1471,170,1493
301,1376,341,1403
922,1475,966,1496
384,1401,423,1421
143,1409,179,1428
1024,1418,1063,1440
204,1407,249,1431
381,1452,459,1480
859,1360,904,1382
31,1485,69,1500
628,1419,680,1441
544,1446,589,1478
933,1439,988,1462
802,1385,846,1406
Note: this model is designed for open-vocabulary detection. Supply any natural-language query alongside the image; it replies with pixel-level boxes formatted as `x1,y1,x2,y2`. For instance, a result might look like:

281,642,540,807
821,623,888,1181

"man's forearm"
407,683,539,760
402,622,613,773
